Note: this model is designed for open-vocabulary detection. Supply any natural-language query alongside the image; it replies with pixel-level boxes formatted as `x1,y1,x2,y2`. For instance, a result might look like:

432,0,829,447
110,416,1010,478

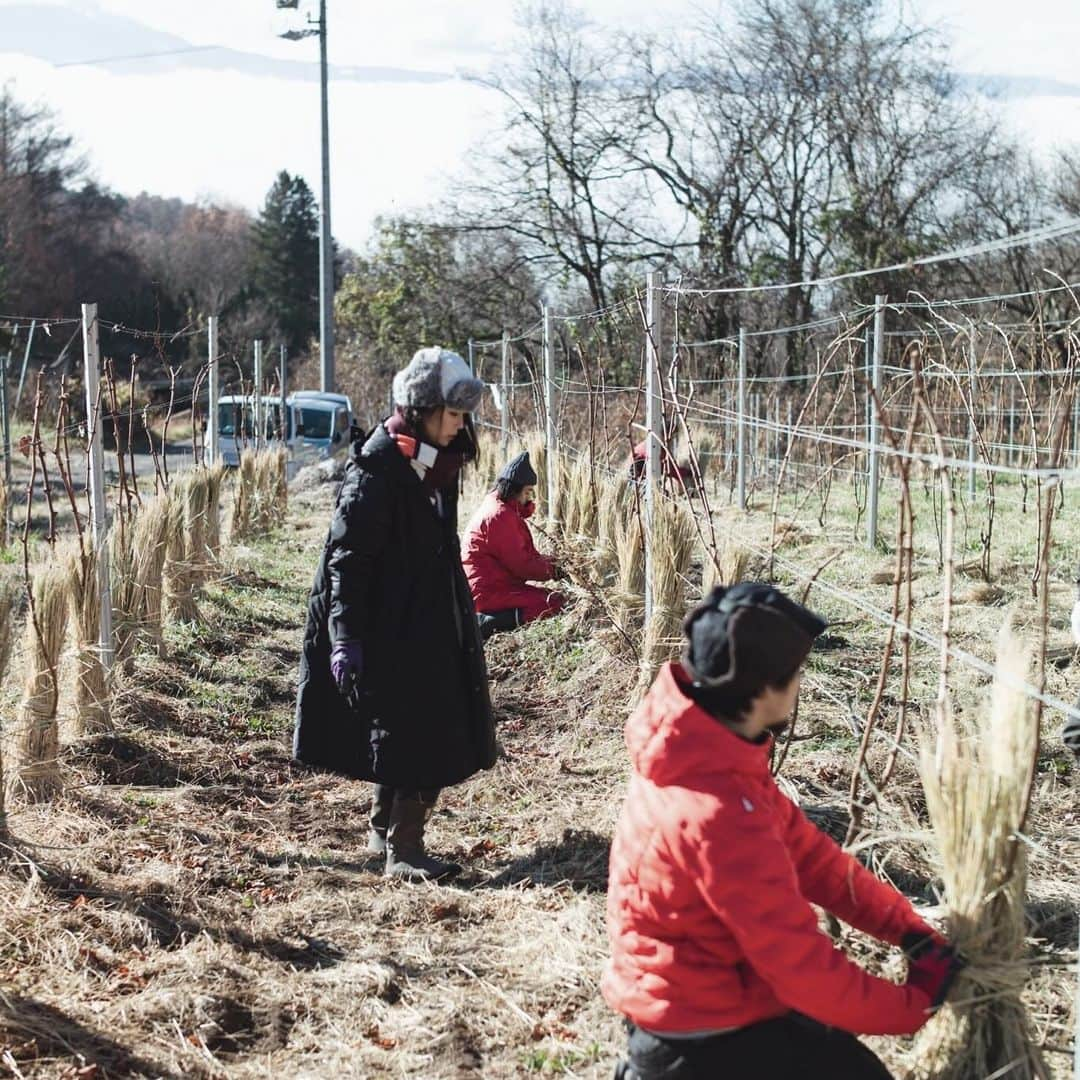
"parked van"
216,392,352,477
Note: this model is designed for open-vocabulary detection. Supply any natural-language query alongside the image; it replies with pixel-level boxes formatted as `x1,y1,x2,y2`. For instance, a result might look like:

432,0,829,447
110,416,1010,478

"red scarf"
384,410,465,494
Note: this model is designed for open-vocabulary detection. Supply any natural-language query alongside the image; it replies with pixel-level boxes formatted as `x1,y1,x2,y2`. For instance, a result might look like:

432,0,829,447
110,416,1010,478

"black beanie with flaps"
499,451,538,487
681,582,826,710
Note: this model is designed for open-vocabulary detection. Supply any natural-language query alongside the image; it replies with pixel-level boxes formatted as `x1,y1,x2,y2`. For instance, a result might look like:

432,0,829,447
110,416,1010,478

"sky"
1,0,1080,250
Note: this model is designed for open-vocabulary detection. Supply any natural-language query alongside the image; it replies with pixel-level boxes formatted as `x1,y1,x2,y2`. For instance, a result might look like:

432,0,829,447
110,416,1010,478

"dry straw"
66,540,111,734
703,534,750,597
203,462,227,562
641,497,696,685
613,495,647,643
0,577,17,683
165,471,211,623
132,495,172,658
14,560,70,801
912,623,1049,1080
232,449,287,541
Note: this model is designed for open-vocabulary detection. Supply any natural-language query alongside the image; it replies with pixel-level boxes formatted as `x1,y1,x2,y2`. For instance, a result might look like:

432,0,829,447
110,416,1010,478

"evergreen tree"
251,171,320,356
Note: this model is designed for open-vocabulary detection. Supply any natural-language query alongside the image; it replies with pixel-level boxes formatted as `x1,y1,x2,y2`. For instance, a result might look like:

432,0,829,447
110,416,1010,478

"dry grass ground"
0,463,1074,1078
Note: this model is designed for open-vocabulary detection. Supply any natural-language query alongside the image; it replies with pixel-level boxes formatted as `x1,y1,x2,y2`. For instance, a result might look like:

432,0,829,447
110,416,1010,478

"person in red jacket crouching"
463,452,565,641
604,582,961,1079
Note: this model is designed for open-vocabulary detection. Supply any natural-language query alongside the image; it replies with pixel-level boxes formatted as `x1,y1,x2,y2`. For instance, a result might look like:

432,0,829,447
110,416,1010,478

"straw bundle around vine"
232,449,286,541
67,541,111,734
703,535,751,597
15,561,70,801
592,476,622,578
231,452,257,542
0,578,17,682
110,521,141,669
641,497,696,684
203,463,227,562
132,495,172,657
566,456,598,538
911,625,1049,1080
614,502,645,633
165,473,207,623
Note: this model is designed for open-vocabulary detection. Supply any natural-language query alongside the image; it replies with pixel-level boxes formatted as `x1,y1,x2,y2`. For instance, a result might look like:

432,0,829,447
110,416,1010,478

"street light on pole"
276,0,335,393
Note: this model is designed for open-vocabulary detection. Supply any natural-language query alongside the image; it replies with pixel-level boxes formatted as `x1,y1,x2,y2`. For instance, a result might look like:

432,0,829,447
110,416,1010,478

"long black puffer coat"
293,423,496,789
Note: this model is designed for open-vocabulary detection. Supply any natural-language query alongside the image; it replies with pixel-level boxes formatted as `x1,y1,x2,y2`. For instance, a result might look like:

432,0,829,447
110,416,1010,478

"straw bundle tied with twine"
15,560,70,801
111,496,173,667
0,577,17,684
232,449,287,541
614,501,645,635
66,540,110,734
641,497,695,687
703,535,751,596
132,495,172,658
231,452,258,542
165,471,211,623
911,623,1049,1080
203,463,227,562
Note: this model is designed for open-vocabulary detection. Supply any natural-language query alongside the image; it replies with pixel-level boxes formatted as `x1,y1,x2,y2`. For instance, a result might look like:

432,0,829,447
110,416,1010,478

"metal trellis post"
279,344,288,441
968,331,977,500
14,319,34,413
0,349,11,540
543,307,557,517
644,271,663,626
500,330,510,454
82,303,114,674
736,328,747,511
866,295,885,548
207,317,219,465
253,339,263,450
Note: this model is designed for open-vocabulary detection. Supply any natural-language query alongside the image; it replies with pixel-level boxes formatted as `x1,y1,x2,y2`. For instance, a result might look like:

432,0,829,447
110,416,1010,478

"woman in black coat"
294,347,495,882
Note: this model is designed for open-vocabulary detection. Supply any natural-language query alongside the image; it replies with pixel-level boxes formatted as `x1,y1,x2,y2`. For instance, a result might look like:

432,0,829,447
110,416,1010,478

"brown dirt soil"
0,472,1074,1078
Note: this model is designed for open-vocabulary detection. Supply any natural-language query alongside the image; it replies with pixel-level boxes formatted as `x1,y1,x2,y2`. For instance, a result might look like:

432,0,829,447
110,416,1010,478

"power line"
668,220,1080,298
54,45,222,69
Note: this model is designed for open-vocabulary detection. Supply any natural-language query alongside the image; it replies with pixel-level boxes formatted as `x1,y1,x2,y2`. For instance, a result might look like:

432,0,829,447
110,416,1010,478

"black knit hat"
682,582,826,699
498,451,537,487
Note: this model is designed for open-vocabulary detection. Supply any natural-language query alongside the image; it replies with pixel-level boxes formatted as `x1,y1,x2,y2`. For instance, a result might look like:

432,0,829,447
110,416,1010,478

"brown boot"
368,783,394,855
384,794,461,883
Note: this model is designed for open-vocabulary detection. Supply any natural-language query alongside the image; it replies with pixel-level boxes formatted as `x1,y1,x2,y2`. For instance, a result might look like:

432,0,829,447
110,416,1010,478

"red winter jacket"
603,662,939,1036
462,492,555,612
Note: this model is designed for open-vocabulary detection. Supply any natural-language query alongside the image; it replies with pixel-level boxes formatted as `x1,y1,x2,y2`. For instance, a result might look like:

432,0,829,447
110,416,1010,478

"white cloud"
3,0,1080,252
1,51,498,247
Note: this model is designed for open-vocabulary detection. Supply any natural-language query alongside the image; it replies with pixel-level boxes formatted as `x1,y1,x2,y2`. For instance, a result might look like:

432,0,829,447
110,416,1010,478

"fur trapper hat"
682,582,826,698
392,347,484,412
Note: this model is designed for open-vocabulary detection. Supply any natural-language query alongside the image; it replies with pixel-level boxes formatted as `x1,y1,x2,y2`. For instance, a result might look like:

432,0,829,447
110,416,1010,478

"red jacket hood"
626,662,772,788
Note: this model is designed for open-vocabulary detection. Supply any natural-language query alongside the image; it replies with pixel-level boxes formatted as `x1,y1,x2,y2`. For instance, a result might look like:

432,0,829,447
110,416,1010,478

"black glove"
902,933,964,1008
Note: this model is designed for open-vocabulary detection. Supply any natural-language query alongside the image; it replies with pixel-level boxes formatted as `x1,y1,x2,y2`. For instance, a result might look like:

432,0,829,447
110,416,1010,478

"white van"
217,392,352,477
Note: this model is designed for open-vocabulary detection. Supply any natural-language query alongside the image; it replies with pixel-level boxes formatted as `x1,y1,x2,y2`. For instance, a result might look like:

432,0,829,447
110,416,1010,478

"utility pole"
317,0,334,393
278,0,334,392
